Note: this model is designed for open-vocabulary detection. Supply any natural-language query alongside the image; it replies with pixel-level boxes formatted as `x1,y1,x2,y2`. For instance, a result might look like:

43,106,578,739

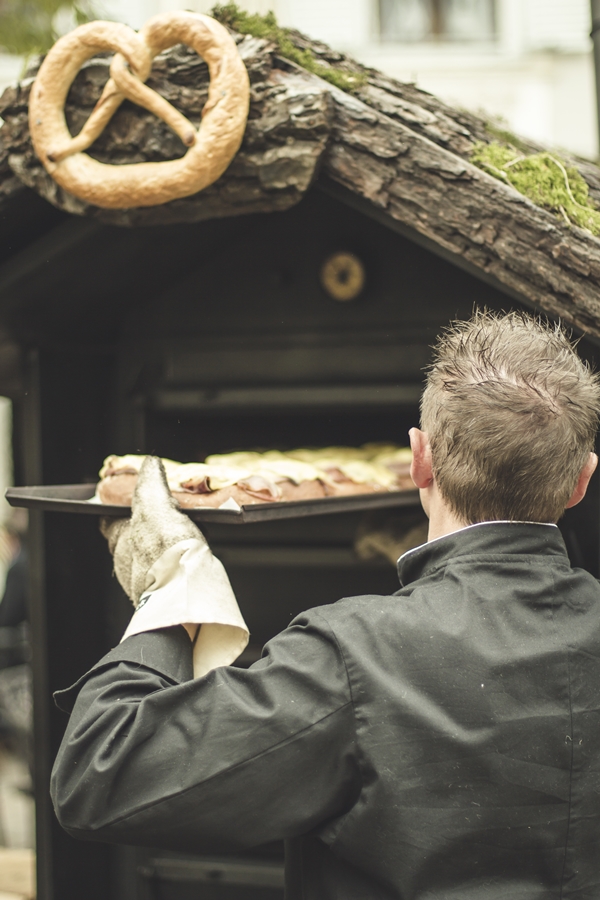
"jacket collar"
397,521,568,588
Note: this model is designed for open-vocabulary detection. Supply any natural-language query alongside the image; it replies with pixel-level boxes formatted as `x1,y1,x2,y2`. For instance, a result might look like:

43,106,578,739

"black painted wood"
22,348,118,900
1,183,598,899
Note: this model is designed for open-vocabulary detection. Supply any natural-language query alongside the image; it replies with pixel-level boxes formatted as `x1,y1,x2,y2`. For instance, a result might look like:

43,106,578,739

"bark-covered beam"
1,24,600,337
0,34,333,226
322,80,600,338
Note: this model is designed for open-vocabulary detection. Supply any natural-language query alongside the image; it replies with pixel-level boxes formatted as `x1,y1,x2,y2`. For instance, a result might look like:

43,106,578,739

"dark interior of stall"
1,183,598,900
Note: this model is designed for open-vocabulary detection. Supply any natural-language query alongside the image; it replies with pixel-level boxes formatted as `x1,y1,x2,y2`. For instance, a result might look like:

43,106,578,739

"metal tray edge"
6,485,421,524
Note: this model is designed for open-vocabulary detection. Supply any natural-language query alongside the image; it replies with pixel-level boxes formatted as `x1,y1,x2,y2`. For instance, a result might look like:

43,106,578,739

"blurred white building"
0,0,597,156
95,0,598,159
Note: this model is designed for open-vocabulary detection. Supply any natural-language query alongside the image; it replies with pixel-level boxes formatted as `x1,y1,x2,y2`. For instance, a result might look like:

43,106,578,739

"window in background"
379,0,496,42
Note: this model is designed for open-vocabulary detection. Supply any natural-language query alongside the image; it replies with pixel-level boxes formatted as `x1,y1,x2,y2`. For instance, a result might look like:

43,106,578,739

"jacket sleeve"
50,613,360,855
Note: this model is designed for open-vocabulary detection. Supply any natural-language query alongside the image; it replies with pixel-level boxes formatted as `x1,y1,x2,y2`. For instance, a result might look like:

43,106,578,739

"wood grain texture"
1,24,600,335
0,34,333,225
323,81,600,338
28,14,251,209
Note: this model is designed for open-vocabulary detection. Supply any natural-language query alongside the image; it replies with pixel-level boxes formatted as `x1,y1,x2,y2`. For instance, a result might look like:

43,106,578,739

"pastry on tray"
95,444,414,510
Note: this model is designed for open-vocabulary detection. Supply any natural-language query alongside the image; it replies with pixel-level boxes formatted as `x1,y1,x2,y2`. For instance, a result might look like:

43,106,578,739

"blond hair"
421,310,600,524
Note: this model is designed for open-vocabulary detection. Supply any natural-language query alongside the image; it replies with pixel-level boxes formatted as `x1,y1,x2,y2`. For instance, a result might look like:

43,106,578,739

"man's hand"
100,455,203,607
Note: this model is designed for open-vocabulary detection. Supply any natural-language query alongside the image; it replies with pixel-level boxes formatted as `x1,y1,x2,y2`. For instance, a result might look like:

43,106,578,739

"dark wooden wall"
1,184,597,899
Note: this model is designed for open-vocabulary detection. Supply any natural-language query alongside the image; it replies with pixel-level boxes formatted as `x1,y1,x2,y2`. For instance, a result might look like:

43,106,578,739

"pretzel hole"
65,54,114,129
64,51,199,163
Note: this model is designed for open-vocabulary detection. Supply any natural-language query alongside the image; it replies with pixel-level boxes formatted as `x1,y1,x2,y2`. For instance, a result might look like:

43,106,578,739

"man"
51,310,600,899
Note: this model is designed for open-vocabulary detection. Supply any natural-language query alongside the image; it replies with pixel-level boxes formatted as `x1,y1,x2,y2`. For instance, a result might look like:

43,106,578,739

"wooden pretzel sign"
29,12,250,209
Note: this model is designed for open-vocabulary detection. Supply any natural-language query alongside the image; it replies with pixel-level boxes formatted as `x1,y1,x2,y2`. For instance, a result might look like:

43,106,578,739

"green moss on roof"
471,141,600,236
211,3,367,92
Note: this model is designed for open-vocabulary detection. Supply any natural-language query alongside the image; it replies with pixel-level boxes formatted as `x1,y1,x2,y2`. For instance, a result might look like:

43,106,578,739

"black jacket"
51,522,600,899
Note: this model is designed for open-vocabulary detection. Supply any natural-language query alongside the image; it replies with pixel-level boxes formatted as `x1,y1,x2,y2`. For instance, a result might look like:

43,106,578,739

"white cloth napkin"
121,538,249,679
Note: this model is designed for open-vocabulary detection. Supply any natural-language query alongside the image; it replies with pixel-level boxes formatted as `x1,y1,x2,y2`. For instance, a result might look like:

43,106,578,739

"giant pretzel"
29,12,250,209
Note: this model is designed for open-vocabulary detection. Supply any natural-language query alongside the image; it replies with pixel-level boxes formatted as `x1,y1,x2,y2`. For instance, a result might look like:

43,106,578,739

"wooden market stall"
0,12,598,899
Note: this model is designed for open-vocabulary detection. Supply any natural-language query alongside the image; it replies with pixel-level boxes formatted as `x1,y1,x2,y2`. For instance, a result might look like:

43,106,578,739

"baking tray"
6,483,420,524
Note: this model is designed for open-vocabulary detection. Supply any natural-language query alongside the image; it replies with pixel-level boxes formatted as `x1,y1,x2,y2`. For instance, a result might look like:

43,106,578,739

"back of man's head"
421,310,600,524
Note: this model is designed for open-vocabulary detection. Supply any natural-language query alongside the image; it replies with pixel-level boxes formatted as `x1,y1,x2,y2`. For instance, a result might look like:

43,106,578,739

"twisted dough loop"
29,12,250,209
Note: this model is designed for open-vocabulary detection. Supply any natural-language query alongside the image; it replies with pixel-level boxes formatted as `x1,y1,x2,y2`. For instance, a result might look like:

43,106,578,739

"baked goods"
95,445,414,510
29,12,250,209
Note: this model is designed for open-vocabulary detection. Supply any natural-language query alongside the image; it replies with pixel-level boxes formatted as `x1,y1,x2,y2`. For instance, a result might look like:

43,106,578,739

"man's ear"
409,428,434,490
565,452,598,510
